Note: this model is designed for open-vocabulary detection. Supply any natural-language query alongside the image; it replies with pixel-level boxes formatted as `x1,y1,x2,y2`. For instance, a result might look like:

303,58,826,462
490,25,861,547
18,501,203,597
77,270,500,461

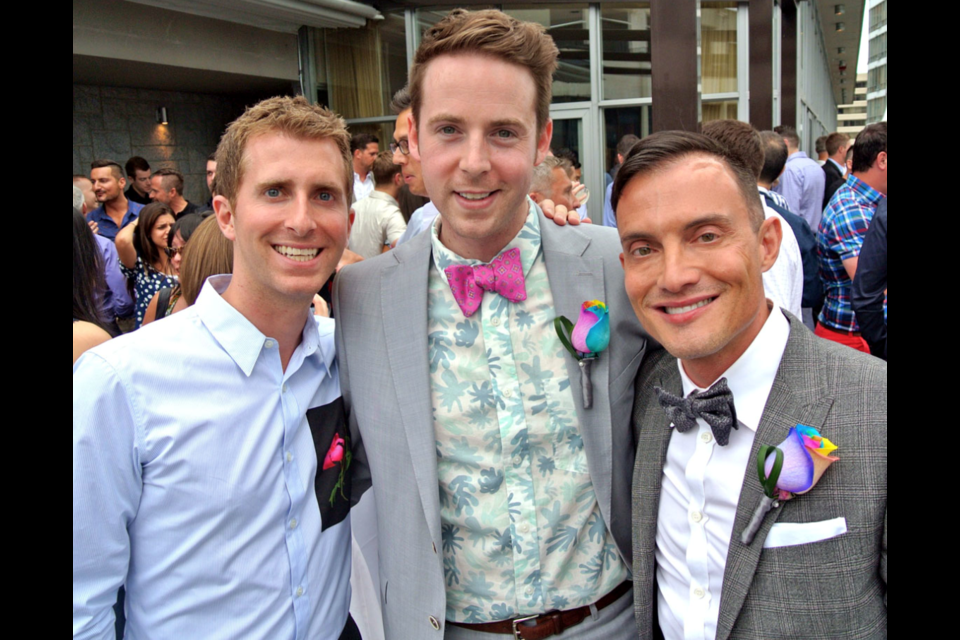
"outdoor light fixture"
835,5,845,16
156,107,169,125
835,22,845,32
838,46,846,54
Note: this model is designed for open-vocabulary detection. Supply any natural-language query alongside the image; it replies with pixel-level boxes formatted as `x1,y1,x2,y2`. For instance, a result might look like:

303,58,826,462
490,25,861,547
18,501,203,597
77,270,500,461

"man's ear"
393,172,403,187
529,192,544,204
534,119,554,167
409,112,421,163
118,175,127,190
213,194,237,241
758,214,782,274
877,150,887,171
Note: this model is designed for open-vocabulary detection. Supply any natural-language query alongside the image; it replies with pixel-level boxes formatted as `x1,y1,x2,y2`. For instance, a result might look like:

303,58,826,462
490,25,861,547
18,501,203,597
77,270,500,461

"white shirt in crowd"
348,190,408,259
353,171,375,203
656,305,790,640
759,193,803,318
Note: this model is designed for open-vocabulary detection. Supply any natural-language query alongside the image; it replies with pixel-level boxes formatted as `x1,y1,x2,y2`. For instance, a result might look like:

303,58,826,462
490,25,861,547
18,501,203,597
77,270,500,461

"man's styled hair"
215,96,352,208
617,134,641,159
152,168,185,196
91,159,124,181
815,136,828,155
125,156,150,177
612,130,765,230
530,155,567,195
826,132,850,156
759,131,789,185
409,9,559,135
774,125,801,150
701,120,764,180
371,150,402,186
553,147,580,171
72,185,85,211
852,122,886,173
350,133,379,153
390,86,412,115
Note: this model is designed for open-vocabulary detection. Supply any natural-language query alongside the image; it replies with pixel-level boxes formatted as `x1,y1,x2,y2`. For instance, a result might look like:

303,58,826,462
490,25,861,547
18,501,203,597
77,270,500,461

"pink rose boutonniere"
555,300,610,409
323,432,351,506
740,424,839,545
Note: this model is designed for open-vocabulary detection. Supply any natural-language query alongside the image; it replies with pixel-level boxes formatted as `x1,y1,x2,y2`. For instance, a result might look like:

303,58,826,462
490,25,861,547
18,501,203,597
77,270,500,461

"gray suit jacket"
334,210,651,639
631,312,887,640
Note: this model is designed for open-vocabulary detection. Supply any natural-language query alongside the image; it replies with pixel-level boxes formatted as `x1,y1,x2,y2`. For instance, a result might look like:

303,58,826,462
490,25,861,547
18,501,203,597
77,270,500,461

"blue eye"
319,192,333,201
440,126,456,135
496,130,514,139
265,188,281,198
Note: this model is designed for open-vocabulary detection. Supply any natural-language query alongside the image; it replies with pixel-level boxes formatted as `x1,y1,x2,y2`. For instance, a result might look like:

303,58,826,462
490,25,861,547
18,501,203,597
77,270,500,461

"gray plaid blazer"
631,312,887,639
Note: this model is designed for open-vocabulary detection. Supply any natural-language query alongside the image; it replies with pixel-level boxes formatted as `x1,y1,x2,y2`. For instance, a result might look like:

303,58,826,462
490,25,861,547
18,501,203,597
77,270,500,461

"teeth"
458,192,491,200
664,298,714,315
274,245,319,262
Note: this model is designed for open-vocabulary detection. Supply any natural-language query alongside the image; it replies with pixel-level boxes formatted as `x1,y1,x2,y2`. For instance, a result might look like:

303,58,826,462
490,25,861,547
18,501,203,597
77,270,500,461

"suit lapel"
540,213,616,527
380,232,443,546
715,315,835,640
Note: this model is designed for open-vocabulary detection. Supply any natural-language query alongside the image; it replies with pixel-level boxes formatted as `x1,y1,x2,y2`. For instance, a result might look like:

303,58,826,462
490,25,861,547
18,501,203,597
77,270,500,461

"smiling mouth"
661,297,716,315
273,245,319,262
456,191,495,201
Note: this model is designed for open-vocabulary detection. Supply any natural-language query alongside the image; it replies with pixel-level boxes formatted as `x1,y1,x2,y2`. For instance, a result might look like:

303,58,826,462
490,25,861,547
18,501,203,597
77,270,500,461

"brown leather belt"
447,581,631,639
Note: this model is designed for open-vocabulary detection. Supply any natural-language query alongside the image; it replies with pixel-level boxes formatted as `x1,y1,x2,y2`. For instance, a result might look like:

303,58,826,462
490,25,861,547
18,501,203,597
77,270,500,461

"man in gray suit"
335,9,651,640
613,131,887,639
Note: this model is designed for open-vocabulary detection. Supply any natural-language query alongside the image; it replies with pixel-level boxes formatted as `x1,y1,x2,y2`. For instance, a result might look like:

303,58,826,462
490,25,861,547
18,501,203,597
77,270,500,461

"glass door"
549,105,600,222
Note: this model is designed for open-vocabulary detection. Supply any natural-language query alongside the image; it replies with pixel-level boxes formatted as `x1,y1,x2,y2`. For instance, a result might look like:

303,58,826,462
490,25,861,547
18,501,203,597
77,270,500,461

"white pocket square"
763,517,848,548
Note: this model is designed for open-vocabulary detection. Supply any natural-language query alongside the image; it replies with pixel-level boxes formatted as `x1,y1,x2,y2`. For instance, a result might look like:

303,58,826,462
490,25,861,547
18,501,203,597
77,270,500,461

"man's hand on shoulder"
540,198,592,226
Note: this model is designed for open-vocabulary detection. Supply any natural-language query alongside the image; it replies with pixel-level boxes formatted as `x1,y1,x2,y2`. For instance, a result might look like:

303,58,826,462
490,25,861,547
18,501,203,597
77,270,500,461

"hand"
87,220,99,235
312,294,330,318
337,248,364,273
539,198,592,226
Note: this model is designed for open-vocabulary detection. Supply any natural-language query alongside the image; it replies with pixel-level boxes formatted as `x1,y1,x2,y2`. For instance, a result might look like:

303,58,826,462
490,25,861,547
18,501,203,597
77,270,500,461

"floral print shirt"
428,201,627,623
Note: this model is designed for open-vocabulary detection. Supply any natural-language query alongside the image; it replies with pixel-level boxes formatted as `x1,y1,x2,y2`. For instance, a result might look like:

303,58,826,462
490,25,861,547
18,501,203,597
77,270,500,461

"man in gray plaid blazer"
612,131,886,639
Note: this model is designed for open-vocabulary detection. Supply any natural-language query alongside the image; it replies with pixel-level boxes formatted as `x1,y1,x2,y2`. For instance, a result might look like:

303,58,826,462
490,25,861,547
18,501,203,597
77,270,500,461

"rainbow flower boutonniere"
555,300,610,409
740,425,839,545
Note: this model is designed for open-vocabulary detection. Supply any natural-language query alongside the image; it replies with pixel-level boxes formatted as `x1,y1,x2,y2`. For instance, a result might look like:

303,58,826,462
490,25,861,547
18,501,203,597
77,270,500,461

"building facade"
865,0,887,123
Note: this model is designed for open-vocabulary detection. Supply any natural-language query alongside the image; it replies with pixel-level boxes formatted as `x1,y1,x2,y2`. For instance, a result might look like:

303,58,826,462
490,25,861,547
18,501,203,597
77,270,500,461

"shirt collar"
429,197,541,286
846,175,885,206
354,172,373,185
677,304,790,432
788,151,808,161
195,275,322,378
827,158,845,173
367,190,399,207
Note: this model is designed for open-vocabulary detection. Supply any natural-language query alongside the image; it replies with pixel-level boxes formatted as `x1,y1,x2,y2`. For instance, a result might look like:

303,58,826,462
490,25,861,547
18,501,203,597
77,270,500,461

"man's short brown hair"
90,159,123,181
409,9,559,135
371,150,402,186
152,168,185,196
701,119,764,180
826,132,850,157
215,96,352,209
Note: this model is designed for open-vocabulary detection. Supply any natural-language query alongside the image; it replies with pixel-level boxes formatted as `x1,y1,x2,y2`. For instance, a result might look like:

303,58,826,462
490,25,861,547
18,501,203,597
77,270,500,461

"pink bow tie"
444,247,527,318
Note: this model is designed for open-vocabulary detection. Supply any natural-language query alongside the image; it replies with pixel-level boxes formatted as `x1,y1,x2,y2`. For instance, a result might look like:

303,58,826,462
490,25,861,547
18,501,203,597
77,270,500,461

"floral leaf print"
478,467,504,494
546,524,579,555
454,319,479,348
515,309,534,331
447,475,479,516
469,381,502,411
540,501,570,532
520,356,553,396
466,406,493,429
428,331,455,373
482,427,502,454
490,603,516,620
463,572,497,602
429,290,458,329
537,456,556,477
461,604,486,623
587,512,607,544
437,369,470,411
485,349,501,376
550,594,570,611
442,523,464,553
449,436,483,471
443,554,461,587
463,516,498,546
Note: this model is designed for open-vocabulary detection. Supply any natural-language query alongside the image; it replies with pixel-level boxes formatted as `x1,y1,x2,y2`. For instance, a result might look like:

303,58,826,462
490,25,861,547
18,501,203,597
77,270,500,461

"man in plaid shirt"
817,122,887,352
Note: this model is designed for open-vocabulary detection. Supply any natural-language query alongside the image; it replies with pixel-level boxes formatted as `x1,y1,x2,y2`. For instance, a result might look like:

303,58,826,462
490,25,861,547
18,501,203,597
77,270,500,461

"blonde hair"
409,9,559,135
179,216,234,305
215,96,352,208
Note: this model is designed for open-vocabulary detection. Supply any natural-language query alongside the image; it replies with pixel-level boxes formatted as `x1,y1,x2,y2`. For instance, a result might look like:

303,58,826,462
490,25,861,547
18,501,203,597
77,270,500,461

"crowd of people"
74,8,886,640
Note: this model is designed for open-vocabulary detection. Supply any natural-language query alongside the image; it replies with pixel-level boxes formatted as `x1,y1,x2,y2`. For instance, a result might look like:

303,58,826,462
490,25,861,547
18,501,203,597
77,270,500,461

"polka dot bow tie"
444,247,527,318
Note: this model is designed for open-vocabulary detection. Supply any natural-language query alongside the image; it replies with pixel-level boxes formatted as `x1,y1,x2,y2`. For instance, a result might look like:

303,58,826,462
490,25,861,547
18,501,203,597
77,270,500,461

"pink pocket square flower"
740,424,839,545
323,433,346,471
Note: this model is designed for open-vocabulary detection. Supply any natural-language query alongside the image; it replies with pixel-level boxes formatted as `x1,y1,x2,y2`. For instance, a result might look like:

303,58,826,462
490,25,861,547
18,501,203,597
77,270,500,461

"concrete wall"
73,84,250,205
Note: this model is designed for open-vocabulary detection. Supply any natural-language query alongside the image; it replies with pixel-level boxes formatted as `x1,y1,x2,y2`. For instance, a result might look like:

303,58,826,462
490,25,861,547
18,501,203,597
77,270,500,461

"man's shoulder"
81,308,206,374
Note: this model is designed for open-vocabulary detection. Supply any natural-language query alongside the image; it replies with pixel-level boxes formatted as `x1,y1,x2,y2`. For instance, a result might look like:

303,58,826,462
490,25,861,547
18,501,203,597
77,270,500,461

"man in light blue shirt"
772,126,826,232
73,96,364,640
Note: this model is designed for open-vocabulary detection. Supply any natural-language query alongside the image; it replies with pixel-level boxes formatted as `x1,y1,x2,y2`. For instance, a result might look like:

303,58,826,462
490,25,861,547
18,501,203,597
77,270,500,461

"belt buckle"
511,613,540,639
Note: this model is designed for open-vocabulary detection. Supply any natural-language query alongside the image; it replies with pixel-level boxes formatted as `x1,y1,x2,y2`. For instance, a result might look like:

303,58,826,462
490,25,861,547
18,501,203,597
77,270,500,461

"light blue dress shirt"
395,201,439,246
772,151,826,233
602,182,617,228
73,275,351,640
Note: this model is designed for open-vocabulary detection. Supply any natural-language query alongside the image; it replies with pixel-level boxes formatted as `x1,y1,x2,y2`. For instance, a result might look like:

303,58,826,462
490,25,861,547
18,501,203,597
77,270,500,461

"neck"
153,252,171,275
105,195,129,220
439,203,528,263
220,276,309,371
375,184,399,199
787,148,800,156
852,170,885,195
680,301,771,389
830,155,844,165
757,180,773,190
354,165,367,180
171,194,187,213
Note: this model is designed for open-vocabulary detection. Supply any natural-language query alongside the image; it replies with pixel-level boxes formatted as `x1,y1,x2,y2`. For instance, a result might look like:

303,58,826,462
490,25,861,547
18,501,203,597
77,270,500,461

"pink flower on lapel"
322,433,346,471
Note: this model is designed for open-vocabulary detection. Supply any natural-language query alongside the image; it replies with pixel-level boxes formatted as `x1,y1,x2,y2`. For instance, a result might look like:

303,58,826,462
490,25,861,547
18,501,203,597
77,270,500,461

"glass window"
601,3,652,101
701,99,739,124
325,13,408,119
551,117,585,180
504,5,591,104
701,2,738,95
604,106,652,174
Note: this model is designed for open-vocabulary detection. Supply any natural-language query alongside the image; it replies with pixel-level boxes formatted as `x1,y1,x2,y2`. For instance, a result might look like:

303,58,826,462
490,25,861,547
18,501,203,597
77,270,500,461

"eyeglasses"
165,246,186,258
389,139,410,156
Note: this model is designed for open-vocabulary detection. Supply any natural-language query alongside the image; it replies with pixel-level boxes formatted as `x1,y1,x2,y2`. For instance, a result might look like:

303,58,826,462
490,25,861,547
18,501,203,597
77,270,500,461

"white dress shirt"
759,192,804,318
348,190,407,258
73,276,351,640
353,171,375,203
656,306,790,640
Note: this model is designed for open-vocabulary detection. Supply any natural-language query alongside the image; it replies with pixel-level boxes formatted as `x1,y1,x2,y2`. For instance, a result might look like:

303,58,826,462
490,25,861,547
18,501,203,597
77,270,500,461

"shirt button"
504,389,512,398
525,586,534,596
264,339,275,349
491,317,501,326
429,616,441,630
286,452,293,463
519,523,529,533
700,432,713,443
690,511,703,523
513,455,523,466
289,518,298,530
296,586,304,598
282,384,288,393
694,587,705,599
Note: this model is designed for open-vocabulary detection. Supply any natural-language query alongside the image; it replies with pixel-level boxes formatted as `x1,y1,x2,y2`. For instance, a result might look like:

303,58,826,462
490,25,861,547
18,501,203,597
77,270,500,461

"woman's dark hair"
168,213,205,247
73,208,107,329
133,202,175,266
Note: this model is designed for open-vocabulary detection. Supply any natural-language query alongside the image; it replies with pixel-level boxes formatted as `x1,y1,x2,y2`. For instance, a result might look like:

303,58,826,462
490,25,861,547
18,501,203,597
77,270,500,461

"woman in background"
115,202,177,328
141,213,206,325
73,208,111,364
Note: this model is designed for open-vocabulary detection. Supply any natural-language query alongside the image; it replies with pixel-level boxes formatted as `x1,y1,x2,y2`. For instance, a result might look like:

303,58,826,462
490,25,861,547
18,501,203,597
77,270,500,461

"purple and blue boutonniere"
740,424,839,545
555,300,610,409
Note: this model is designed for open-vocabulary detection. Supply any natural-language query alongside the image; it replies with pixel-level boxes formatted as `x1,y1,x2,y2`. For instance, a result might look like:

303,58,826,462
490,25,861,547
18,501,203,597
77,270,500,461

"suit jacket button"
429,616,441,630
